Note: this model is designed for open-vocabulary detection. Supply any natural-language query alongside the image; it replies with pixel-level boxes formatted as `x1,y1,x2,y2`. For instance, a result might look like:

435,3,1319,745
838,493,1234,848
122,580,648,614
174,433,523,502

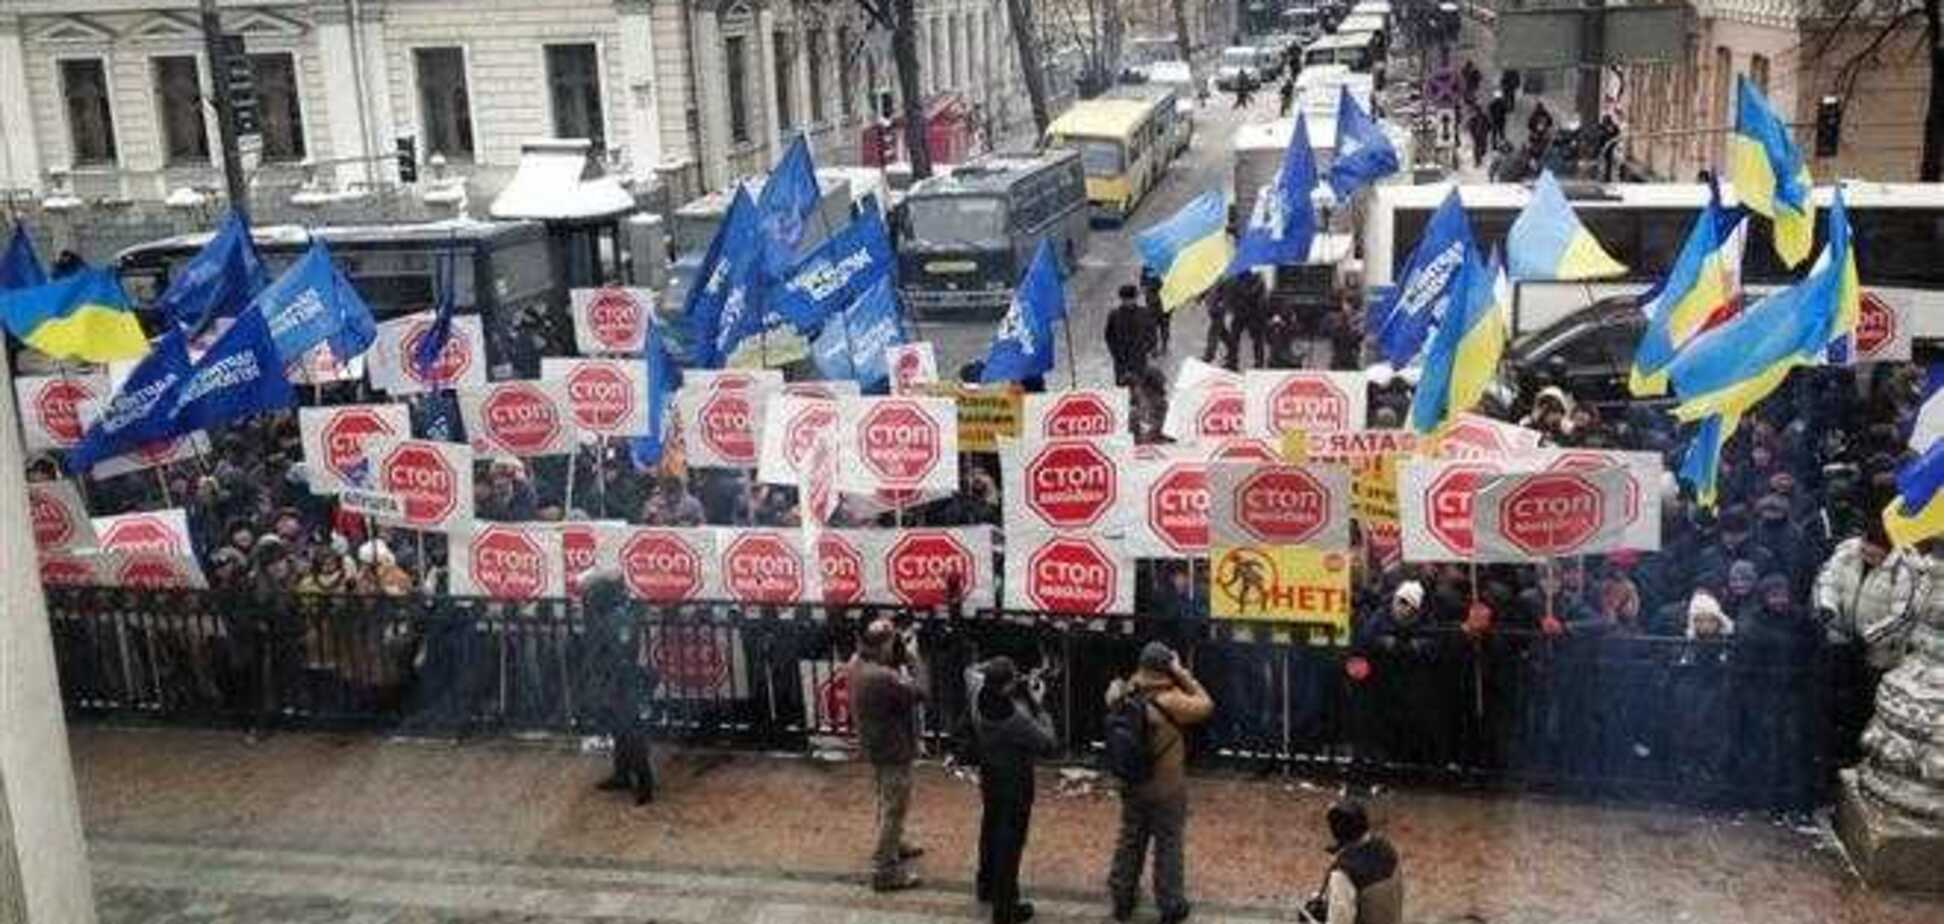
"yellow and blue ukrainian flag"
1729,75,1815,269
0,265,149,362
1134,189,1233,312
1505,170,1626,281
1409,245,1508,435
1628,180,1747,397
1884,439,1944,548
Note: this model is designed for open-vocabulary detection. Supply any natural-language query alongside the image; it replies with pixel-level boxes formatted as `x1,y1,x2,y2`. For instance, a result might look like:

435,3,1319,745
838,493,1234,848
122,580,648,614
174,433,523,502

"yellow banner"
910,382,1023,452
1281,429,1414,525
1209,544,1351,631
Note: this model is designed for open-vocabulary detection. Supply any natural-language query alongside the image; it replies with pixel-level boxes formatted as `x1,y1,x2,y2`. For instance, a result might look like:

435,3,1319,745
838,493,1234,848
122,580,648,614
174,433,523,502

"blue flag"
1229,113,1318,275
256,239,378,364
811,275,906,386
684,187,768,368
412,247,458,382
981,240,1065,383
155,212,269,331
1372,189,1474,368
630,320,683,469
65,333,193,473
1,223,46,291
758,135,822,277
768,207,896,332
172,308,296,434
1329,87,1401,201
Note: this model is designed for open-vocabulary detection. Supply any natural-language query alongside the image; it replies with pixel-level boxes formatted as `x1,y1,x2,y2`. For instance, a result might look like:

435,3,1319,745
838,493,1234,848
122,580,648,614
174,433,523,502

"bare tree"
855,0,934,177
1810,0,1940,179
1007,0,1054,132
1169,0,1193,75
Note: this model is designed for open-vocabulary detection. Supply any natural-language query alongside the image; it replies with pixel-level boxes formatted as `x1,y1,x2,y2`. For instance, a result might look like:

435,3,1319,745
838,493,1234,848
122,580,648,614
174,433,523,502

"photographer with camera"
850,617,931,892
1302,800,1403,924
1104,642,1213,924
964,656,1058,924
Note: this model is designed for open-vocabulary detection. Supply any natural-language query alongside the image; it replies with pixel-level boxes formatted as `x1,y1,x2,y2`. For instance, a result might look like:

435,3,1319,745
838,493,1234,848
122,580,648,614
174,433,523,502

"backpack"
1102,689,1174,784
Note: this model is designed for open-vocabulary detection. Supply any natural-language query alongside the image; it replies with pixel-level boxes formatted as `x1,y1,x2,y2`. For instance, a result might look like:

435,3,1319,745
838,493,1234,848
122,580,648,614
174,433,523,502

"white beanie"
1393,580,1425,610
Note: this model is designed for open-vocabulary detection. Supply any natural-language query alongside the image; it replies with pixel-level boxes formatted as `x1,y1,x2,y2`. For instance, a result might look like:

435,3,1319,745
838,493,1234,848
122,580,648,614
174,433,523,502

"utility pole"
198,0,250,220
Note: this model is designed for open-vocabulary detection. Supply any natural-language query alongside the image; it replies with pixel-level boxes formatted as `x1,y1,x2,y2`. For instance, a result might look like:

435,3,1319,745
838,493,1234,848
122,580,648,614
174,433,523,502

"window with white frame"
60,59,118,166
415,47,476,161
153,55,210,165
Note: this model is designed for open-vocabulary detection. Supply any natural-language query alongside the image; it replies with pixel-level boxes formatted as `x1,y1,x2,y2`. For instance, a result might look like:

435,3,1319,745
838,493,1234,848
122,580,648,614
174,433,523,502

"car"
1502,295,1652,412
1215,46,1258,90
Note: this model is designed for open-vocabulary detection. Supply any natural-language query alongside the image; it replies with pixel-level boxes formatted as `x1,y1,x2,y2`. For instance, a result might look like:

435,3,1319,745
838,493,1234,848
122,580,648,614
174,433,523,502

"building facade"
0,0,1033,212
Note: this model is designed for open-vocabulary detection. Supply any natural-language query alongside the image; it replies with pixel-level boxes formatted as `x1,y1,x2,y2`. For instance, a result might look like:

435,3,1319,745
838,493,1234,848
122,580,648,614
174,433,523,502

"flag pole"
564,447,579,516
596,438,610,519
1061,318,1079,389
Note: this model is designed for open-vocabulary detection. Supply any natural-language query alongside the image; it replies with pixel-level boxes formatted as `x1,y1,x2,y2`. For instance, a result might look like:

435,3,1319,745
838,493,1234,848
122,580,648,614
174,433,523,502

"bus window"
1855,211,1944,283
1073,139,1126,177
908,195,1009,245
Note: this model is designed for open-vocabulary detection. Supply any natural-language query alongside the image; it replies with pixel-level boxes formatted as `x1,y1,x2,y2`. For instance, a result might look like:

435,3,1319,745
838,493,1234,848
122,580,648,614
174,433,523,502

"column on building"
0,14,42,195
615,0,666,179
313,0,397,189
757,4,783,162
693,4,730,189
791,18,812,151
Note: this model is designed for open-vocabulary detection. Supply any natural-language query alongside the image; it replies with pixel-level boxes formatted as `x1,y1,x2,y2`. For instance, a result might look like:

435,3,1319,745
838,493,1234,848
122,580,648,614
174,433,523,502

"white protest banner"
1242,370,1368,436
1128,443,1215,558
39,552,102,588
714,527,813,605
809,529,877,606
368,438,475,531
1005,532,1135,614
684,368,784,394
340,487,406,520
299,403,413,493
782,380,861,400
757,394,839,486
1852,290,1913,364
613,526,719,602
90,431,212,480
288,342,366,385
1398,457,1516,561
540,357,652,438
28,481,96,552
15,373,107,451
647,624,750,700
1207,463,1353,549
1175,357,1242,393
1021,388,1130,440
558,521,625,598
866,527,995,610
93,550,208,590
837,395,959,495
1526,448,1664,552
1001,435,1133,534
367,312,488,395
1207,436,1284,463
1162,381,1246,442
798,419,840,531
459,379,579,457
677,380,774,469
92,509,195,557
1472,467,1636,562
1430,412,1544,459
448,521,568,600
570,286,654,355
886,342,939,393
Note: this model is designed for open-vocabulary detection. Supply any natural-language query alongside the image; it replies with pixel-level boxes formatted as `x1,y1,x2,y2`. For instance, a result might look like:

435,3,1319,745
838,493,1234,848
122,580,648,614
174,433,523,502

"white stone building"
0,0,1031,209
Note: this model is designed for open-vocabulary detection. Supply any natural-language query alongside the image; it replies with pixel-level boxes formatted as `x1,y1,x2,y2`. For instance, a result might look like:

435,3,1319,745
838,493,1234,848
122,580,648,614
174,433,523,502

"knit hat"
1393,580,1425,610
1139,641,1176,672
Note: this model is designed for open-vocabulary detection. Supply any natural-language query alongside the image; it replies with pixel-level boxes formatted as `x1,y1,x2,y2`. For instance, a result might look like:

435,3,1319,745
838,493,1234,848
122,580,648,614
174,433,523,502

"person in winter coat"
1309,800,1404,924
851,618,931,891
967,657,1058,924
1105,642,1214,924
582,570,658,805
1813,525,1924,667
1141,269,1171,357
1107,285,1156,386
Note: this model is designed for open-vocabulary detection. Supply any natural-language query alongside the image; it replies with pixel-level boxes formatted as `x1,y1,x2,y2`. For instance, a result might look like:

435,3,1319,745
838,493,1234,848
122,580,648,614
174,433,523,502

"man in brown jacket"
849,618,929,891
1106,642,1214,923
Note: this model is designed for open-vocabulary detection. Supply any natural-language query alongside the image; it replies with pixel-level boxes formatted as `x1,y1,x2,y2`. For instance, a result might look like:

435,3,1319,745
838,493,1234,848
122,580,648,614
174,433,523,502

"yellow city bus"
1042,88,1185,225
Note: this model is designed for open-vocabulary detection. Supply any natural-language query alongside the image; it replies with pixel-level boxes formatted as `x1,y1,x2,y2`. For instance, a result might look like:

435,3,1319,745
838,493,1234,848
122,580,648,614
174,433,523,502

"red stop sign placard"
1197,389,1245,437
1856,292,1896,356
403,320,473,385
1424,462,1500,556
35,378,98,446
815,532,865,605
381,443,460,526
1234,468,1332,544
1496,473,1604,557
29,486,75,549
40,555,95,587
322,408,399,485
99,515,185,556
886,532,974,607
1042,392,1117,438
117,554,190,590
620,531,704,601
1547,452,1639,525
1027,536,1118,613
560,524,600,598
1436,419,1507,459
723,532,804,604
651,626,729,690
859,400,942,484
785,402,839,472
1025,442,1117,528
482,383,564,454
586,288,646,352
468,527,550,599
565,364,635,432
698,390,759,465
1266,376,1350,433
1147,464,1209,553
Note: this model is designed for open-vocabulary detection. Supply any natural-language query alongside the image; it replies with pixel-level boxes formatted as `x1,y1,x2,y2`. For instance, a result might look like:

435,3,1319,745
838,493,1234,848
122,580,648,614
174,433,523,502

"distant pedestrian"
1466,103,1490,168
967,657,1058,924
1487,93,1510,147
1301,800,1404,924
1233,75,1256,109
1230,271,1270,369
1462,60,1483,103
1107,284,1155,385
1202,285,1239,370
1141,269,1170,357
1104,642,1213,924
1280,78,1296,117
850,618,930,892
1528,101,1555,146
582,571,657,805
1500,68,1522,109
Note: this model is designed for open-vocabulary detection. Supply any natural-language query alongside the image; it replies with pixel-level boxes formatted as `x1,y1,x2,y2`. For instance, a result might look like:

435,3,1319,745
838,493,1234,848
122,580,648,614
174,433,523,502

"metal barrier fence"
46,587,1847,811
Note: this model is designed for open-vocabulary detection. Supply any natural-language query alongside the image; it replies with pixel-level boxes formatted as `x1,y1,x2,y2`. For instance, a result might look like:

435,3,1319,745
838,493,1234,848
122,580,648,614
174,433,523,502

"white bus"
1361,181,1944,340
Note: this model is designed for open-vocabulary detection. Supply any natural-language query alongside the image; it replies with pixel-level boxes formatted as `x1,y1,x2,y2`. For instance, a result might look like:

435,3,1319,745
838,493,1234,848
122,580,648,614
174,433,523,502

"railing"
46,587,1851,812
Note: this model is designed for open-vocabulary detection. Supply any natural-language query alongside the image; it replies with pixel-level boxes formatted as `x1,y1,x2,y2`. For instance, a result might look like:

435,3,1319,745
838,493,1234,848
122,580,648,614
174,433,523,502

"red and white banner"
809,529,872,605
15,373,108,452
39,551,102,588
886,342,939,393
558,521,625,598
1207,463,1353,549
449,522,568,600
677,379,776,469
1242,370,1367,436
781,379,861,401
92,509,195,557
540,358,652,438
569,286,655,355
871,527,994,610
684,368,784,394
1851,290,1913,364
1163,381,1247,442
367,312,488,395
1004,532,1134,614
1472,468,1636,561
646,624,749,699
91,550,208,590
758,394,839,486
1001,436,1132,534
367,438,475,531
29,481,96,552
89,431,211,480
837,396,959,495
287,342,366,385
1128,444,1214,558
1398,457,1514,561
713,527,813,605
614,526,719,602
1526,448,1663,552
1430,413,1544,460
798,658,853,733
299,403,412,494
1021,388,1129,440
459,379,579,457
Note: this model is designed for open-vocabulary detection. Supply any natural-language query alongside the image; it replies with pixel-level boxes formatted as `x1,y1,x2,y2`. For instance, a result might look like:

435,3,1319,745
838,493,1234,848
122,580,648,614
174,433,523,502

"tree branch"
1837,7,1924,101
853,0,892,30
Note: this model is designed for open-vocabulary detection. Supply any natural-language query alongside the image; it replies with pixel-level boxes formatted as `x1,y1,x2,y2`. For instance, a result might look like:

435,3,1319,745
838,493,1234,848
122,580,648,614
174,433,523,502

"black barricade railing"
43,587,1848,811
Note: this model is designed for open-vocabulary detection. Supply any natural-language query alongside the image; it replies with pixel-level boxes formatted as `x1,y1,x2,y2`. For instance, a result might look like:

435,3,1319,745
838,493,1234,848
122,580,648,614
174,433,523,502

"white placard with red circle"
1021,388,1130,440
91,550,208,590
91,509,195,557
886,342,939,393
1398,457,1511,562
14,373,108,452
39,551,103,588
646,624,750,700
1000,435,1132,534
1429,413,1545,460
757,394,840,486
836,395,959,495
557,520,625,598
1525,448,1663,553
1241,370,1367,437
1003,531,1134,615
1162,381,1247,442
712,527,813,605
1127,443,1216,558
366,438,476,531
569,287,655,356
540,357,652,438
867,527,994,610
1471,467,1636,562
613,526,720,602
448,521,568,600
300,403,413,494
367,311,488,395
1206,462,1352,549
1850,290,1912,364
28,480,97,552
457,379,580,457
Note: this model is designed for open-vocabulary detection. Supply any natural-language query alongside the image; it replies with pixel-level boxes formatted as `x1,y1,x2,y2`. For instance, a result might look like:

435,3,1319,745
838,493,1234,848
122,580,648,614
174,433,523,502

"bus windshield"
1071,139,1127,177
906,195,1009,246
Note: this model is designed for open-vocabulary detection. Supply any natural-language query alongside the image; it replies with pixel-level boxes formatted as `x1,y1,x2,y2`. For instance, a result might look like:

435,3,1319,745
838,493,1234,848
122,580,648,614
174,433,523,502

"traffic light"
396,135,419,184
1816,96,1843,158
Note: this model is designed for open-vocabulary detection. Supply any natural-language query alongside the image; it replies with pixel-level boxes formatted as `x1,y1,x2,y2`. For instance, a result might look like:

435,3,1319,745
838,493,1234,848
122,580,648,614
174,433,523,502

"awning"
489,139,636,222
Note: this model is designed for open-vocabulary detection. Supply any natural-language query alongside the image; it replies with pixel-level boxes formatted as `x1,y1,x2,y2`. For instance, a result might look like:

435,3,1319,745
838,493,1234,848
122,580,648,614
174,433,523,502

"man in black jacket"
968,656,1058,924
582,571,657,805
1107,285,1155,386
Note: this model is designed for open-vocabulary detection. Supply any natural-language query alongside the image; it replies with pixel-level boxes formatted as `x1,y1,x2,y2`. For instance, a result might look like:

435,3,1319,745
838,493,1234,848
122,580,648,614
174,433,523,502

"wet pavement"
75,726,1943,923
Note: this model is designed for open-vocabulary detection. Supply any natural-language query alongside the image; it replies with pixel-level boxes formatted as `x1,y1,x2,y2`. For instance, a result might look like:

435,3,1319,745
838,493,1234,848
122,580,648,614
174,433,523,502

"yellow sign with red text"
1280,429,1418,525
1209,544,1351,631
